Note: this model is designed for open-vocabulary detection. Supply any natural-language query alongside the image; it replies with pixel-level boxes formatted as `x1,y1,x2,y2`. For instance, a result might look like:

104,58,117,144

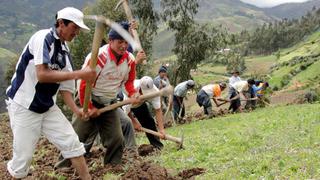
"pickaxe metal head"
115,0,126,11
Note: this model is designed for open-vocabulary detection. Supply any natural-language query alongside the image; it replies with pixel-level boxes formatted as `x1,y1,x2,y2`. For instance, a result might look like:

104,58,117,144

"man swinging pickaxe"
115,0,147,64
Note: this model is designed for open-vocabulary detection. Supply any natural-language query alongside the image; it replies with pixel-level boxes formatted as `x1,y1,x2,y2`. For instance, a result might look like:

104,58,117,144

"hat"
57,7,90,32
232,69,240,74
186,80,195,87
108,21,130,40
247,79,255,85
140,76,158,95
219,82,227,88
158,65,167,73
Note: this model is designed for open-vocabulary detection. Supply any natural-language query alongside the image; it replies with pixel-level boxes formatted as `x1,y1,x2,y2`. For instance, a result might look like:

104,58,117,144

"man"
74,21,146,165
247,81,269,108
228,79,255,112
123,76,166,149
153,65,171,113
5,7,95,179
196,82,229,117
154,65,170,90
172,80,195,122
228,70,241,86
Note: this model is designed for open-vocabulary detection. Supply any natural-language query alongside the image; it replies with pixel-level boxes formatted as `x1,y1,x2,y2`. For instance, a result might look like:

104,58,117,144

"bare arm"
60,90,84,119
154,108,165,138
36,64,96,83
128,111,142,131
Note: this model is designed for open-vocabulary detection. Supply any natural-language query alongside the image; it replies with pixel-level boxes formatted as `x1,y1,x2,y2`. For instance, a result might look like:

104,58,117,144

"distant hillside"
263,0,320,19
153,0,277,58
153,0,320,58
268,30,320,92
0,0,95,52
0,48,16,113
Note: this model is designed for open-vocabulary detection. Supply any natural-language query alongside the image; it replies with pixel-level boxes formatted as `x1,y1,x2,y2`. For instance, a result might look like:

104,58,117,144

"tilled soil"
0,113,205,179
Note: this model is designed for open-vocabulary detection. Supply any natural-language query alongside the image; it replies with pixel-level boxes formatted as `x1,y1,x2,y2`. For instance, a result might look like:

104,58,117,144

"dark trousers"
131,103,163,149
228,87,241,112
196,90,212,115
172,95,185,121
83,108,137,152
73,100,124,165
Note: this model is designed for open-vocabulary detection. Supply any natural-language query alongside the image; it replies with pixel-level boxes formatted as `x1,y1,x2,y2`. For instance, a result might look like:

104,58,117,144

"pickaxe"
115,0,146,64
98,85,174,114
140,127,184,150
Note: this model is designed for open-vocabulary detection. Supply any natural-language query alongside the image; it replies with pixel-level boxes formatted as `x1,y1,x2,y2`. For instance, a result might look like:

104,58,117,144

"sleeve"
59,56,75,93
151,96,161,110
124,57,137,97
153,77,160,88
78,51,105,108
32,31,51,65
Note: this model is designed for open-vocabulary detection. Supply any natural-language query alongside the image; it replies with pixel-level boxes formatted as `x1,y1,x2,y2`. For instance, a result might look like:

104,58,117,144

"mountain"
263,0,320,19
152,0,320,58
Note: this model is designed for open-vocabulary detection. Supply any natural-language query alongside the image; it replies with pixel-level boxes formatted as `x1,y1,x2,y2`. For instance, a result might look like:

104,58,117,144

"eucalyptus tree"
161,0,221,85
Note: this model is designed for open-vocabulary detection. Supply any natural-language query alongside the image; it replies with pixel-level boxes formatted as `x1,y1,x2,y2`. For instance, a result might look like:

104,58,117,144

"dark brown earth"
0,114,205,179
137,144,159,157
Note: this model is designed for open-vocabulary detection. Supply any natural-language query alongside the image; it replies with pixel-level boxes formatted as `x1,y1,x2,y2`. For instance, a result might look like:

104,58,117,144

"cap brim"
75,21,90,32
141,85,158,95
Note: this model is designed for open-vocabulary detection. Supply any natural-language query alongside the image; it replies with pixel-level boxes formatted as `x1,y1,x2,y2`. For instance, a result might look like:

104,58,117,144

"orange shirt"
202,84,221,98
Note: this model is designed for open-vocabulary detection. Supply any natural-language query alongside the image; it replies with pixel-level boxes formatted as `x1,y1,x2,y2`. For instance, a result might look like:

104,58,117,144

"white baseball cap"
140,76,158,95
56,7,90,32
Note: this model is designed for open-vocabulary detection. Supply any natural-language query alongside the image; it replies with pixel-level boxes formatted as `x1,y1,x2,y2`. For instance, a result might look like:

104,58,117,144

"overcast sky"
240,0,311,8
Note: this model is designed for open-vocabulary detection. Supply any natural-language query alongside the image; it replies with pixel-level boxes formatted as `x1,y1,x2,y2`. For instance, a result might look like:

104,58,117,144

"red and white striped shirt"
79,44,136,108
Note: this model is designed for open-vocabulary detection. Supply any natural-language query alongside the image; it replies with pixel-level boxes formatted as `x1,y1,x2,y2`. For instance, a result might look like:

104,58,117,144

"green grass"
269,66,293,88
279,31,320,63
244,54,277,76
290,60,320,87
137,104,320,179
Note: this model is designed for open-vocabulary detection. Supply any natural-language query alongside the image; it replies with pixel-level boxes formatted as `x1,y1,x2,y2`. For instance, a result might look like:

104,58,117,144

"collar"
51,27,60,40
51,27,69,52
107,45,129,65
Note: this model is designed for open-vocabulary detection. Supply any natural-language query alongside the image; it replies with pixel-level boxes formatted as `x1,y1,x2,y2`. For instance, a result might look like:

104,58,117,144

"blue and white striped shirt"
6,28,75,113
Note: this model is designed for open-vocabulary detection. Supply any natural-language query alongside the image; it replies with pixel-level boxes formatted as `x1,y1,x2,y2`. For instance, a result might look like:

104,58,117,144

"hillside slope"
268,30,320,91
263,0,320,19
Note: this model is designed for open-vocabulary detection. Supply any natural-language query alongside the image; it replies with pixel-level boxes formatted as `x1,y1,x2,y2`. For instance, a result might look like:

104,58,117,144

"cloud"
240,0,311,8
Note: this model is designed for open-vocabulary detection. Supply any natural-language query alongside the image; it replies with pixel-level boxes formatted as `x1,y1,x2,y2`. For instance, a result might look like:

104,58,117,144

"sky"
240,0,311,8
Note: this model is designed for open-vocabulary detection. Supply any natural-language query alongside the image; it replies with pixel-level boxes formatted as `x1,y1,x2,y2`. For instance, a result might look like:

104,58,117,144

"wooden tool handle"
83,21,106,112
98,85,173,114
140,127,182,144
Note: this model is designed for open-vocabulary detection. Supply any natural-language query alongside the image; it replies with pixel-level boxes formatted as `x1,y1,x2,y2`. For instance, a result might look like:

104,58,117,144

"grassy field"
138,103,320,179
244,55,277,76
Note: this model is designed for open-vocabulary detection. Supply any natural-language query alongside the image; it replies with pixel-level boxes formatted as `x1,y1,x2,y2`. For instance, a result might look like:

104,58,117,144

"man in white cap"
172,80,195,123
123,76,166,149
5,7,94,179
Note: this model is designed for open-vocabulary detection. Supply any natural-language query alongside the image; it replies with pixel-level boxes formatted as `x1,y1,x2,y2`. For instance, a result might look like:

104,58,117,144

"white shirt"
6,28,74,113
174,81,189,97
123,79,161,114
229,75,241,86
231,80,249,93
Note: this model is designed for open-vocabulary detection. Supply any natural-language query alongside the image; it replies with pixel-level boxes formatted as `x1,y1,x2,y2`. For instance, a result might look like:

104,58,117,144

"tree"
130,0,159,77
70,0,126,70
161,0,222,85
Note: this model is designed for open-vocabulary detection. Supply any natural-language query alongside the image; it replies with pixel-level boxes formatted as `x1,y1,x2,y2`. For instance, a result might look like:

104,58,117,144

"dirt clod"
121,161,176,180
178,167,206,179
138,144,158,156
